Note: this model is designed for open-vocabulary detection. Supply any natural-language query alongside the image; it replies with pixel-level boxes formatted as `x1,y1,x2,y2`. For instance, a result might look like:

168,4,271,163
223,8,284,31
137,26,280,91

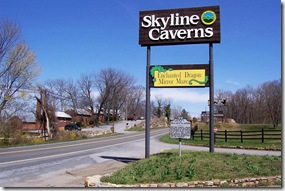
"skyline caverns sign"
149,64,209,88
139,6,220,46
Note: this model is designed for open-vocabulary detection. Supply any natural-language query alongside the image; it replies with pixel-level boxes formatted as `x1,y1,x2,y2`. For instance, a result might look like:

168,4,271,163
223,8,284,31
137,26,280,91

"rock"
85,175,102,187
157,183,170,187
139,184,149,187
220,180,228,186
176,183,188,187
205,181,214,186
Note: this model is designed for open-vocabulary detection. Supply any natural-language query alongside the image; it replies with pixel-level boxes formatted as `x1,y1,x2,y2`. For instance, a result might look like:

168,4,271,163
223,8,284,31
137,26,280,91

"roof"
75,109,92,116
55,111,72,119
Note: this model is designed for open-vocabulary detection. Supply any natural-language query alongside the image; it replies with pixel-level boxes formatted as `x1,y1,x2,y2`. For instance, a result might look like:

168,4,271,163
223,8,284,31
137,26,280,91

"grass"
101,123,282,186
126,123,145,131
101,150,281,185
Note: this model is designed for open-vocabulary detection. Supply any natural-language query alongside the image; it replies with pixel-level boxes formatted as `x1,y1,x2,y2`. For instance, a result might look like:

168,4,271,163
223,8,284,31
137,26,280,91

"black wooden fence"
193,129,281,143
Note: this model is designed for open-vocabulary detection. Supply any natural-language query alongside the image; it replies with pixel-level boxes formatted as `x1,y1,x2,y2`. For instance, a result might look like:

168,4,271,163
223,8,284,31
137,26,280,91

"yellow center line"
0,138,145,166
0,132,145,155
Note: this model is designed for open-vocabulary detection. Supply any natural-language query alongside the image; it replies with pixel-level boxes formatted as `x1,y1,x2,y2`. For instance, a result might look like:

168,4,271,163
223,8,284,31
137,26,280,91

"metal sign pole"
145,46,151,158
209,43,215,152
179,138,182,156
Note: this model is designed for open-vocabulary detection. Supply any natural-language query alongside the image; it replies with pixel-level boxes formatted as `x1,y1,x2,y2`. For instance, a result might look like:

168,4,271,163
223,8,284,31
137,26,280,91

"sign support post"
209,43,214,152
145,46,151,158
179,138,182,156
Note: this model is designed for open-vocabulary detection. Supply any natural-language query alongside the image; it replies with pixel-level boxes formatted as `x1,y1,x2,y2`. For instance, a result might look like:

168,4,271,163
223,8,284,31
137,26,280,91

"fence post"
225,129,227,142
240,130,243,143
262,128,264,143
201,129,203,140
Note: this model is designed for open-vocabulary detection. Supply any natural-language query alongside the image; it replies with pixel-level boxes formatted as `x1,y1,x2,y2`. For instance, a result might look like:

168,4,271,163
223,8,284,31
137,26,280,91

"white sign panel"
170,117,191,139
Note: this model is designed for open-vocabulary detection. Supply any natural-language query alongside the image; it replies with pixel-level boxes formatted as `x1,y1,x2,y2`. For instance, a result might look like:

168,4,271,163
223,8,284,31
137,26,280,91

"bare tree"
152,95,172,121
153,95,164,118
93,68,134,125
108,71,134,122
44,79,69,111
125,85,145,119
77,74,96,114
0,19,41,119
64,79,79,110
217,79,281,127
171,104,182,119
259,80,281,128
181,109,190,120
164,101,171,122
0,19,20,70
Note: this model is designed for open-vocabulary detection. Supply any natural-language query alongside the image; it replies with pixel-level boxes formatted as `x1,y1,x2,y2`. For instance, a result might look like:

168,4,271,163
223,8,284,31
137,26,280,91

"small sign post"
170,117,191,156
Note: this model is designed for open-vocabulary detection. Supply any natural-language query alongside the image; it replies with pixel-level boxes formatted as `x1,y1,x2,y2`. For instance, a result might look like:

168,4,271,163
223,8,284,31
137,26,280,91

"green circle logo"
201,10,216,25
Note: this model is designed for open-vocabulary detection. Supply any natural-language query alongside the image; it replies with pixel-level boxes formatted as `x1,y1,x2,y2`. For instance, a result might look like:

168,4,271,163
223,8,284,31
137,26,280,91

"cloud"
225,80,241,86
151,88,208,104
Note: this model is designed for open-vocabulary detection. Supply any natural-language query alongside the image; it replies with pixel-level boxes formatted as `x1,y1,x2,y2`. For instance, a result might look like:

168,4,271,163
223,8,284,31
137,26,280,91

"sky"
0,0,282,118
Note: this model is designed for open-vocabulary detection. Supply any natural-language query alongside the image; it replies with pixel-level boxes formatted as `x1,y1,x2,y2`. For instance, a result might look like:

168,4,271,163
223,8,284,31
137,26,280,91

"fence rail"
193,129,281,143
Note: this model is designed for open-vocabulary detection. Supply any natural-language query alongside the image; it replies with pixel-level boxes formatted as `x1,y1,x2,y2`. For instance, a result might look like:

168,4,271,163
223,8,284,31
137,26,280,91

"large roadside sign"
139,6,220,46
140,5,221,157
170,117,191,139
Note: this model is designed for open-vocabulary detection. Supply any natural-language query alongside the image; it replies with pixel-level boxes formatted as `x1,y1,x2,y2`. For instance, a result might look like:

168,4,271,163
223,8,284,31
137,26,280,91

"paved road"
0,123,167,187
0,120,281,187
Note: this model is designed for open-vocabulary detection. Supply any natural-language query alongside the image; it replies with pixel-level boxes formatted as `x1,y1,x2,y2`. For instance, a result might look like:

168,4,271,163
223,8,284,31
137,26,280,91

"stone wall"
85,175,281,187
81,130,112,138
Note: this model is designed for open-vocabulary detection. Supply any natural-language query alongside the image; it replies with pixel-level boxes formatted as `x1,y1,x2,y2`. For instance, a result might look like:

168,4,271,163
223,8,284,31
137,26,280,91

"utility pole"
36,88,51,141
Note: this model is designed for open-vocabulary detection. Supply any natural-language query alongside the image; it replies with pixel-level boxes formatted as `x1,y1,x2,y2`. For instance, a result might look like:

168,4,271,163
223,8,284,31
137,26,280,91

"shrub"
76,121,84,127
52,131,86,142
89,119,95,125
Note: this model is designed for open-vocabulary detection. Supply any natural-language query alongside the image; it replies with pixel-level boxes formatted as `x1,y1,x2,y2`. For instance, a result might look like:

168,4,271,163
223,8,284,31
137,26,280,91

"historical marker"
170,117,191,139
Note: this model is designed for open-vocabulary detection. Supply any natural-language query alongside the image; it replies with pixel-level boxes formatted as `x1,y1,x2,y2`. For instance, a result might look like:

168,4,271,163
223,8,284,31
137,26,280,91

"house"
55,111,72,129
21,111,72,131
201,110,224,124
22,121,39,131
19,115,40,131
65,109,92,125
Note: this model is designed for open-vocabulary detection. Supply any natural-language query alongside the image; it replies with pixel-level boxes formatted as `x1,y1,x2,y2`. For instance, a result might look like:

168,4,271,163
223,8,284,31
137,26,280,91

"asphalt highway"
0,127,167,169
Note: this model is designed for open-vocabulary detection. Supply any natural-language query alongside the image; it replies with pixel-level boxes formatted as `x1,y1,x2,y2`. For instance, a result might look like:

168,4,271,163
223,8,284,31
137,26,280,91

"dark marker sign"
139,6,220,46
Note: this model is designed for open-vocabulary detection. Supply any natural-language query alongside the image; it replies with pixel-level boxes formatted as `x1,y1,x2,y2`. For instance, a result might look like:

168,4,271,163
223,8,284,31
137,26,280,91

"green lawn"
101,150,281,185
101,123,282,186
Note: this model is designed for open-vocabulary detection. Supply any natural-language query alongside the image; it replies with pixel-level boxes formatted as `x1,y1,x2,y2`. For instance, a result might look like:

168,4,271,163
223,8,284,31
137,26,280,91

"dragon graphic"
150,66,173,82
